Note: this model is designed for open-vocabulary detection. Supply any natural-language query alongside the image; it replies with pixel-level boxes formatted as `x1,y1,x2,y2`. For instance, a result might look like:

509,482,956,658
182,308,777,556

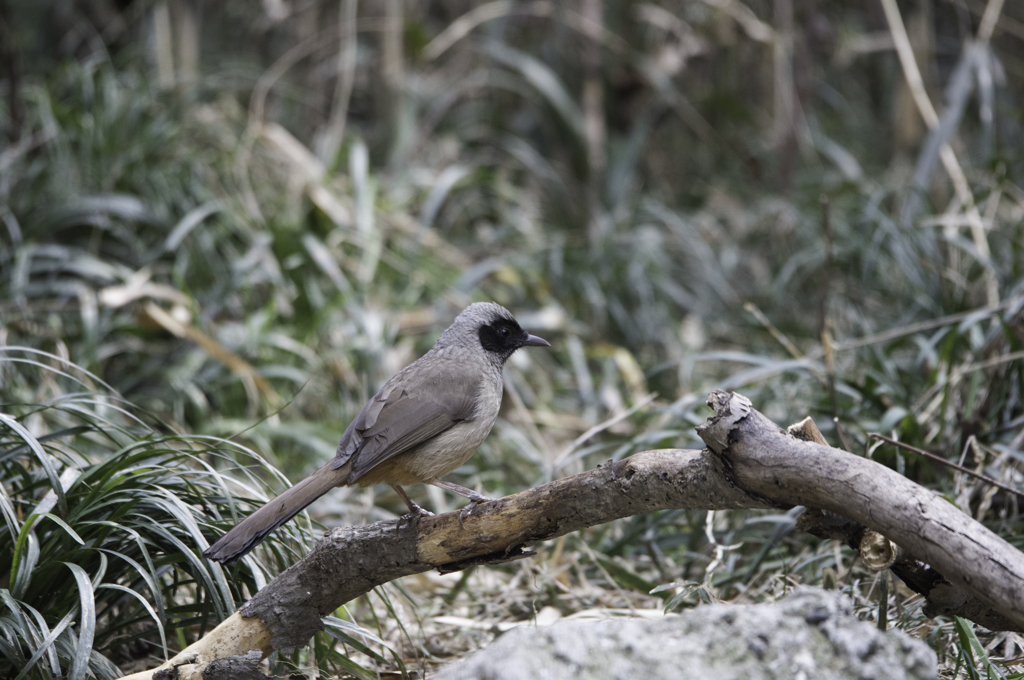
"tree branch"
698,390,1024,630
119,391,1024,680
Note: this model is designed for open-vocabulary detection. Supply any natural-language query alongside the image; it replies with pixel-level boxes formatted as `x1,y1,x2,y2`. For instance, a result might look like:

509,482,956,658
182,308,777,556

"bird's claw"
458,503,475,529
458,495,494,529
402,503,435,520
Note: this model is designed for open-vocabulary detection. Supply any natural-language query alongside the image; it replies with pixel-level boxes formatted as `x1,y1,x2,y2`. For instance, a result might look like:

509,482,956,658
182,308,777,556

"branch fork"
120,391,1024,680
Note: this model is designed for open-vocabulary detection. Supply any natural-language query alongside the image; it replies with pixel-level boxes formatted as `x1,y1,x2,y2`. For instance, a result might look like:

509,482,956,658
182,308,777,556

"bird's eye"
499,327,510,338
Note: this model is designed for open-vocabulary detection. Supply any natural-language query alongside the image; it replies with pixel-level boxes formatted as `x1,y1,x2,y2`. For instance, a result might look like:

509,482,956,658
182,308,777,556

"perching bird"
203,302,550,563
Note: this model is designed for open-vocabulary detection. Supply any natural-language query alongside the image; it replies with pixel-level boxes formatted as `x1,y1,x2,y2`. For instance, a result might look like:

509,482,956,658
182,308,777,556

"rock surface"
432,587,936,680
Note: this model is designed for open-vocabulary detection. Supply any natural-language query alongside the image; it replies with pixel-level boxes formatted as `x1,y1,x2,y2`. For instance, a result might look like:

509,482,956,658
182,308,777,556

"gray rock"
432,587,936,680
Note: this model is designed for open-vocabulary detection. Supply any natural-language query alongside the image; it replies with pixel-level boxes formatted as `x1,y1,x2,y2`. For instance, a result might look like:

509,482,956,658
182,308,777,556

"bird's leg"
430,479,494,528
391,484,434,518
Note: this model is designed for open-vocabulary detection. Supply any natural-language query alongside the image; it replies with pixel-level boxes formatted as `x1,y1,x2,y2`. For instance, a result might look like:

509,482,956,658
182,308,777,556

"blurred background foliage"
1,0,1024,677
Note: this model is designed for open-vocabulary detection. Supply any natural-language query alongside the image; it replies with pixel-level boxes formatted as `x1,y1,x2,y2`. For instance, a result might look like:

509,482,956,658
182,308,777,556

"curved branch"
119,391,1024,679
240,447,761,650
698,390,1024,630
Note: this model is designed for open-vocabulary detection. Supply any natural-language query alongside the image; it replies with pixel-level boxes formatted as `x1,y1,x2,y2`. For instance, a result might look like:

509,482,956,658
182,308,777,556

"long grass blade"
63,562,97,680
0,415,67,515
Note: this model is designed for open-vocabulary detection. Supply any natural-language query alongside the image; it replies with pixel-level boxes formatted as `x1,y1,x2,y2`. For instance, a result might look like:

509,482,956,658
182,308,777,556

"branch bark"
698,390,1024,630
119,391,1024,680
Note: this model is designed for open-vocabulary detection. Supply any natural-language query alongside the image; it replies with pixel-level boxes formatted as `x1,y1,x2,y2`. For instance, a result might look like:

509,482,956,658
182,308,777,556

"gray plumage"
203,302,549,563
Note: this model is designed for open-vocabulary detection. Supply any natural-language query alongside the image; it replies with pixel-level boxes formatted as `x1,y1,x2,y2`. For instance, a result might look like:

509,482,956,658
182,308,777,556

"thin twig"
957,349,1024,375
879,0,998,306
833,417,855,454
315,0,358,165
423,0,627,61
503,375,555,463
703,510,743,590
827,295,1018,352
868,433,1021,497
964,0,1024,41
976,0,1007,45
698,0,774,43
551,393,657,471
744,302,803,359
910,347,1024,423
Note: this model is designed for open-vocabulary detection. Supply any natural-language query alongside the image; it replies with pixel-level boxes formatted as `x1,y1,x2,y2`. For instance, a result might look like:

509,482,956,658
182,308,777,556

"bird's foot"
458,493,495,529
392,484,434,519
402,501,435,519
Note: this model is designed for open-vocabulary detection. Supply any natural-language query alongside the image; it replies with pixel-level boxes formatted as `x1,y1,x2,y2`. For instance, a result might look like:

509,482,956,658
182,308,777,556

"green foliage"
954,617,1006,680
0,350,315,678
2,0,1024,677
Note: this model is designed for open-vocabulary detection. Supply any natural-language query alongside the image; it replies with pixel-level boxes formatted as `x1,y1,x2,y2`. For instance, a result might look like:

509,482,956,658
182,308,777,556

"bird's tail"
203,461,350,564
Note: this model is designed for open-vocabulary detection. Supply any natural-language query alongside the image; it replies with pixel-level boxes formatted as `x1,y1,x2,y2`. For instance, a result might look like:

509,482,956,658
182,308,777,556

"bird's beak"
522,334,551,347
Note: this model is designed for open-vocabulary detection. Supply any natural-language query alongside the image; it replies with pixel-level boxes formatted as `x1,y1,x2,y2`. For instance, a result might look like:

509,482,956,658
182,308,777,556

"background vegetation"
1,0,1023,677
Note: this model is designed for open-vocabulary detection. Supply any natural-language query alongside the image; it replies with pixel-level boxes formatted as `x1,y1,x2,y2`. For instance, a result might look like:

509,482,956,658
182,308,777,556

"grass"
2,0,1024,677
0,349,316,677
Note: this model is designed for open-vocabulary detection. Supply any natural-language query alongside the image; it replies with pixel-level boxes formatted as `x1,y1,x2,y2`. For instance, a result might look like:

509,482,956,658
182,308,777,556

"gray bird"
203,302,550,563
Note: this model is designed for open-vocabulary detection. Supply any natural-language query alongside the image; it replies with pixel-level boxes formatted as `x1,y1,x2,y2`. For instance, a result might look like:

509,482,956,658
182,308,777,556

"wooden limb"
785,412,1018,631
118,613,272,680
239,448,760,650
698,390,1024,631
120,448,760,679
119,391,1024,679
796,510,1018,631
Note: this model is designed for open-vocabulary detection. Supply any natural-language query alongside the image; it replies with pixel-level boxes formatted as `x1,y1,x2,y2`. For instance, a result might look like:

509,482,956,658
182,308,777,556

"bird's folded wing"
334,369,480,481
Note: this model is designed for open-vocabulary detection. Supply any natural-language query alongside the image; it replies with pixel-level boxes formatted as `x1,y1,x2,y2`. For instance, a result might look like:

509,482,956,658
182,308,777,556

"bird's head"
439,302,550,364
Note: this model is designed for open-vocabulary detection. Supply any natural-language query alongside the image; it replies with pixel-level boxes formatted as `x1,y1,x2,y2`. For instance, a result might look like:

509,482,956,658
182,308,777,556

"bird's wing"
333,364,481,482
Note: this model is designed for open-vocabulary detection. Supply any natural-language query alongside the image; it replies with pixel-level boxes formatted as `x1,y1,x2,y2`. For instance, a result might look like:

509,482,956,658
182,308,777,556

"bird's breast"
362,374,503,485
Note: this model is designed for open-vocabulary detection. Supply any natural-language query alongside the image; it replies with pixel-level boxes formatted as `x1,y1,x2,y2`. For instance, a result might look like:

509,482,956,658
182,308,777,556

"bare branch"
118,391,1024,679
699,390,1024,631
